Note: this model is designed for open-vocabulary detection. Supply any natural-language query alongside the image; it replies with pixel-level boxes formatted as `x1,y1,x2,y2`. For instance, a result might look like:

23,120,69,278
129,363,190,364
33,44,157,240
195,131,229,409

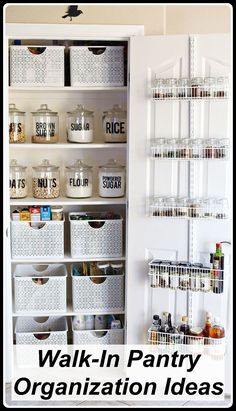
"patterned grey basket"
72,266,125,313
70,213,123,259
10,45,65,87
70,46,124,87
14,264,67,314
15,316,68,345
11,220,65,259
72,322,124,345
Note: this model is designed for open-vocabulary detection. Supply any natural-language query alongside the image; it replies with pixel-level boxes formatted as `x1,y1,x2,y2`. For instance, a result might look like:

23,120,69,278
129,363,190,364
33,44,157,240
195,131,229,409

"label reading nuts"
36,178,57,188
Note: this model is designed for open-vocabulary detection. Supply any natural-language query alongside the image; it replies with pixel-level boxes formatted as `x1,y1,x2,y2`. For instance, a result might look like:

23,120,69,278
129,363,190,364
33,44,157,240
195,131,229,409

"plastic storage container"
9,159,27,199
31,104,59,143
69,213,123,259
71,264,124,313
10,45,65,87
9,103,25,143
32,159,60,199
65,160,93,198
15,316,68,344
102,104,127,142
70,46,124,87
66,105,94,143
98,159,126,198
14,264,67,314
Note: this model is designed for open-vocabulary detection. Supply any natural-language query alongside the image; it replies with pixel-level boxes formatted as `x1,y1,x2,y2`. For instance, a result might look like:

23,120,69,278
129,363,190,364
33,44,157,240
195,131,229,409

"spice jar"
190,263,201,292
65,160,93,198
178,263,190,290
216,76,229,98
103,105,127,143
97,262,110,276
165,78,177,98
98,159,125,198
200,265,211,293
188,198,202,218
203,77,216,98
191,77,204,98
189,327,204,352
190,139,203,159
31,104,59,143
9,104,26,143
152,197,164,217
51,206,63,221
204,138,217,159
9,159,27,198
176,197,188,217
32,159,60,199
153,78,165,99
151,138,165,158
169,262,179,290
67,105,94,143
177,78,189,98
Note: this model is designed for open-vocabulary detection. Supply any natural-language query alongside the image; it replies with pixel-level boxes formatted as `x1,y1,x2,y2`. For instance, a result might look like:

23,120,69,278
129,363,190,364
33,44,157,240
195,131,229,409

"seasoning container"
190,263,201,292
65,160,93,198
215,198,228,219
84,315,95,330
204,138,216,159
153,78,165,99
169,262,179,289
98,159,125,198
200,264,211,293
216,77,229,98
189,327,204,352
95,315,108,330
31,104,59,143
178,263,190,290
9,103,25,143
111,262,123,276
97,262,110,276
218,138,229,159
9,159,27,198
51,206,63,221
203,198,215,218
40,206,51,221
32,159,60,199
166,197,176,217
20,208,30,221
66,104,94,143
111,320,122,329
159,262,170,288
190,139,202,159
73,315,86,330
165,78,177,98
12,209,20,221
103,104,127,143
203,77,216,98
188,198,202,218
191,77,204,98
177,78,189,98
176,197,188,218
29,206,41,227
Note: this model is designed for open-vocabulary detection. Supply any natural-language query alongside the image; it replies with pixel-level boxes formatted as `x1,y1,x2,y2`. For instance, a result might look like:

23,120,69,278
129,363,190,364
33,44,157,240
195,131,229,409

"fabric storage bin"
72,322,124,345
70,46,124,87
71,266,124,313
15,316,68,344
11,219,65,259
14,264,67,314
10,46,65,87
69,213,123,258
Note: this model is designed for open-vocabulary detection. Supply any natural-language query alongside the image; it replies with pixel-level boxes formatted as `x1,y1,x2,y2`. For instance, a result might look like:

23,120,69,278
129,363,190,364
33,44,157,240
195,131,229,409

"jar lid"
66,159,92,171
51,206,63,212
111,263,123,268
32,159,59,172
67,104,94,116
190,327,203,335
9,103,25,115
31,104,58,116
97,262,110,269
99,159,125,171
10,159,27,171
103,104,126,116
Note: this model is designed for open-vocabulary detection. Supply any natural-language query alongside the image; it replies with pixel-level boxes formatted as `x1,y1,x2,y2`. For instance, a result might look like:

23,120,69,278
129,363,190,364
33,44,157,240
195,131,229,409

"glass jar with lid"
51,206,63,221
203,77,216,98
204,138,217,159
31,104,59,143
153,77,165,99
217,76,229,98
191,77,204,98
9,104,26,143
102,104,127,143
98,159,125,198
66,104,94,143
165,78,177,98
32,159,60,199
9,159,27,198
190,139,203,159
177,78,189,99
218,138,229,159
111,262,123,276
65,159,93,198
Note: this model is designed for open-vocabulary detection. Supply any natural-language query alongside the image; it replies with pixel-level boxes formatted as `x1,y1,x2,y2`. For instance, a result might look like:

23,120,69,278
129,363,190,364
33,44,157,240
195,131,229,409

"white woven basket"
11,220,64,259
10,45,65,87
72,268,124,313
70,46,124,87
69,214,123,259
14,264,67,314
15,316,68,345
72,323,124,345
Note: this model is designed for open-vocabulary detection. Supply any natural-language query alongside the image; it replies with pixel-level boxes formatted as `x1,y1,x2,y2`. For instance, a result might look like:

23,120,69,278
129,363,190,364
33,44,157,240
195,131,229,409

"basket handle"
32,278,49,286
33,333,51,340
28,222,46,230
88,221,105,229
91,330,108,338
28,47,46,55
88,47,106,55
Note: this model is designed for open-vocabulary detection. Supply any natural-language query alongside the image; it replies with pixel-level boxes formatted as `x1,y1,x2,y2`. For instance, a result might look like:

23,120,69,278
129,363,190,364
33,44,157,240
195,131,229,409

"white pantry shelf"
11,253,126,264
9,86,127,92
9,143,127,149
10,196,127,206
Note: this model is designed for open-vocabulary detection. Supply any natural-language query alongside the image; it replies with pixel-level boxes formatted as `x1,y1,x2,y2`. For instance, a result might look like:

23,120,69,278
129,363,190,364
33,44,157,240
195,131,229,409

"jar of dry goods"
9,104,25,143
9,159,27,198
65,159,93,198
103,104,127,143
51,206,63,221
31,104,59,143
32,159,60,199
67,105,94,143
98,159,125,198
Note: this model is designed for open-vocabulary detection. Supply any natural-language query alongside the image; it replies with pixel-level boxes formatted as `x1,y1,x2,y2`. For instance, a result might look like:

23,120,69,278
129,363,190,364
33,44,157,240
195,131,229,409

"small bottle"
209,317,225,339
150,314,161,345
178,315,190,344
212,243,224,294
160,312,171,344
203,312,212,339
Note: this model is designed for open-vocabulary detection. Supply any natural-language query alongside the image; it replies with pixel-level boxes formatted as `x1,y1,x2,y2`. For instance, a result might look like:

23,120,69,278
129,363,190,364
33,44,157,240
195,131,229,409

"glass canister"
32,159,60,199
9,159,27,198
65,159,93,198
98,159,126,198
31,104,59,143
103,104,127,143
9,104,26,143
67,105,94,143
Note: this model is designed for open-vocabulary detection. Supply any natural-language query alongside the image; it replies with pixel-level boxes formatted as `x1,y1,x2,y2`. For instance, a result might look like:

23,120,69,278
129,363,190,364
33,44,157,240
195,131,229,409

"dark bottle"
178,315,190,344
160,312,170,344
150,314,161,345
212,243,224,294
